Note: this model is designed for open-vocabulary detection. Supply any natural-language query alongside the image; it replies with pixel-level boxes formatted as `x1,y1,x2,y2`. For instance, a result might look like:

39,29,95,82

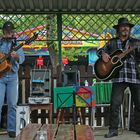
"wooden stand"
29,103,53,124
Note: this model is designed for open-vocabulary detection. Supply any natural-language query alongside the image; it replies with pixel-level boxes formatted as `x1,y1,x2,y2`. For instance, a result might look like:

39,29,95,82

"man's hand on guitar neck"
11,51,19,61
0,52,5,58
101,52,111,63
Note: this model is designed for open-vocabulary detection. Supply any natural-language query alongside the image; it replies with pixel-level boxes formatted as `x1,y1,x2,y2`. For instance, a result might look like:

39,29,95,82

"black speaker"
62,66,80,86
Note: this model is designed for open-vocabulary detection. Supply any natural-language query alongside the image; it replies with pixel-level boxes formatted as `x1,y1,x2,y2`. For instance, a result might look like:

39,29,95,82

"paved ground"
93,128,140,140
0,135,14,140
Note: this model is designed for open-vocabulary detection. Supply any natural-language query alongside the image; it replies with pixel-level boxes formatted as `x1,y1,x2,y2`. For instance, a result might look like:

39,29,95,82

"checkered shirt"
97,38,140,84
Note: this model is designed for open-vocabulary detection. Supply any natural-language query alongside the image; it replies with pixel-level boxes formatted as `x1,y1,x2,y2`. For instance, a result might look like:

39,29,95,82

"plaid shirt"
97,38,140,84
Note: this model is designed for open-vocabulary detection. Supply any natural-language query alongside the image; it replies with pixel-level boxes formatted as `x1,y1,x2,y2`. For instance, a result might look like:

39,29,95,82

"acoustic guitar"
94,42,140,81
0,33,38,77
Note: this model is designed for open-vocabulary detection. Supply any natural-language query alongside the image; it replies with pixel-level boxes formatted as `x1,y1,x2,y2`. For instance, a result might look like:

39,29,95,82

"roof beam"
29,0,34,10
8,0,16,10
39,0,44,10
87,0,92,9
77,0,82,10
133,0,140,9
105,0,112,10
48,0,53,10
19,0,25,10
123,0,131,10
96,0,102,10
58,0,62,10
114,0,121,10
68,0,72,10
0,0,6,10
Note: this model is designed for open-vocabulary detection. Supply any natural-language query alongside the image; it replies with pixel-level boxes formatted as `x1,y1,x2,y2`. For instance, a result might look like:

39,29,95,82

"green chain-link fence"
0,14,140,58
1,14,140,40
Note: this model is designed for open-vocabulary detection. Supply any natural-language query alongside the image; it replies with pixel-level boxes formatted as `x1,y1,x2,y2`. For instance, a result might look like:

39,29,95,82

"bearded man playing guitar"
0,21,25,138
95,18,140,138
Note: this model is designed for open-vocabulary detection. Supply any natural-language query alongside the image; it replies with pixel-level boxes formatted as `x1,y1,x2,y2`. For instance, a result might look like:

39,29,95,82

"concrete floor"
0,135,14,140
93,128,140,140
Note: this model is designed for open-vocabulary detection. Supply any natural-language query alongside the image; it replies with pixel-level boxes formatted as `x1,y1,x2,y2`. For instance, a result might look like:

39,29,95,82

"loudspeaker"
62,66,80,86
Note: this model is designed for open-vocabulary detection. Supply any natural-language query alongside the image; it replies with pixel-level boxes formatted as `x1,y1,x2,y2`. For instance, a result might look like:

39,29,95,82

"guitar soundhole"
111,56,119,64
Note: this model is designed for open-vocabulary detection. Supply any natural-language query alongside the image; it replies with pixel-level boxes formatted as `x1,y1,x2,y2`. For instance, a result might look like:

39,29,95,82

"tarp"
17,25,99,56
99,28,116,48
131,24,140,39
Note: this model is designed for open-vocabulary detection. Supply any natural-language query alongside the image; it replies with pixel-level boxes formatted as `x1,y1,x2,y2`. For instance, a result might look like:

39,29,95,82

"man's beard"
119,30,130,37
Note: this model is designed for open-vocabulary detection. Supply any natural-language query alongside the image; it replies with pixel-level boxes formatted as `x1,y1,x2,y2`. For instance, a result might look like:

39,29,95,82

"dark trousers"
109,82,140,132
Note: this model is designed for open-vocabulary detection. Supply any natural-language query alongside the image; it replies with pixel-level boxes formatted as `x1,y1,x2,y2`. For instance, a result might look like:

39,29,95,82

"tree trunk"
47,44,58,76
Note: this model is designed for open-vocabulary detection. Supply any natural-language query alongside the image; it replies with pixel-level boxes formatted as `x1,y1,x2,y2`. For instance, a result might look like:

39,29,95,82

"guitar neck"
9,42,24,54
1,42,24,62
119,44,139,59
0,32,38,62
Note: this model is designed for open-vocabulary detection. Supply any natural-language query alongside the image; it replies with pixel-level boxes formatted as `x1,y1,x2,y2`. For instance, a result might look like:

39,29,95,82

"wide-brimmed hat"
1,21,15,30
113,18,134,29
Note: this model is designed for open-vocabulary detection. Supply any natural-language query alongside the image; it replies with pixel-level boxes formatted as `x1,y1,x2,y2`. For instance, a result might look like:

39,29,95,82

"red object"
36,57,44,67
62,58,68,65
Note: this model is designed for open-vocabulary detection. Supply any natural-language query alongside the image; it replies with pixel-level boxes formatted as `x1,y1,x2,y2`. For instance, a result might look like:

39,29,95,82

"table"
15,123,94,140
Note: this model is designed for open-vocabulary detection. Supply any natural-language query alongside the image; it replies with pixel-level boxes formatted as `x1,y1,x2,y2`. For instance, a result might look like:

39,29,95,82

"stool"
94,82,129,129
29,103,53,124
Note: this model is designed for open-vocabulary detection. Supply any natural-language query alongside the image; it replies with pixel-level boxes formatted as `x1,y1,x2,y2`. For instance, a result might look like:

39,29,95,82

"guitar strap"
118,39,129,50
10,39,16,51
5,39,17,61
108,38,118,53
124,40,130,50
125,40,135,59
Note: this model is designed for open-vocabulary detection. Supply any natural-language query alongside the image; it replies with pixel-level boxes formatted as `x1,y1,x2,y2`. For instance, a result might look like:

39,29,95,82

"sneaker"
104,129,118,138
8,131,16,138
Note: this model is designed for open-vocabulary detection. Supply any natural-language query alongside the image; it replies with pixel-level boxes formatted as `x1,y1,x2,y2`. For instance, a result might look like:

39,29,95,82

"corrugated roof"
0,0,140,14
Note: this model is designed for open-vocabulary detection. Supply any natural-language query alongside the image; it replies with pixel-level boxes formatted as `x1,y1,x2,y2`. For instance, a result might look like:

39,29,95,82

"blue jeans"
0,73,18,132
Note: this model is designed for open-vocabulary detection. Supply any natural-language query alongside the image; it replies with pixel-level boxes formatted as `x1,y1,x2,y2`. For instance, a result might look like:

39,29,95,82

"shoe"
136,131,140,135
104,129,118,138
8,131,16,138
129,127,136,132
